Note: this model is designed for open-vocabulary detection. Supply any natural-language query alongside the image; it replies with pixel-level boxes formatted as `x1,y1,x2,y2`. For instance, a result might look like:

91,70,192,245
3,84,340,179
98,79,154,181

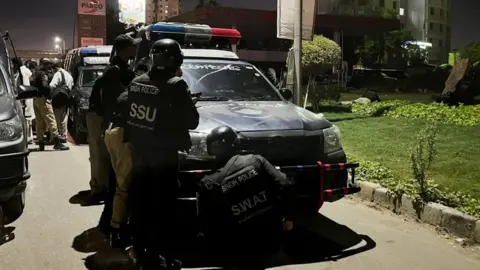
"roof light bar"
83,56,110,65
80,48,97,56
149,22,242,45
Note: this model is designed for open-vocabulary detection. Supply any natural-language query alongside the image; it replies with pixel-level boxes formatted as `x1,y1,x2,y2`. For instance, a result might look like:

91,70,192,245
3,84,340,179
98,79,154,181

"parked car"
0,31,39,229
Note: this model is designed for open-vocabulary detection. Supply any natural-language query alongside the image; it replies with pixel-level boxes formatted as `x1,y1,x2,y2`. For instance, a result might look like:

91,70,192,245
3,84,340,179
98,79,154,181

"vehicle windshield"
81,68,105,87
181,60,282,101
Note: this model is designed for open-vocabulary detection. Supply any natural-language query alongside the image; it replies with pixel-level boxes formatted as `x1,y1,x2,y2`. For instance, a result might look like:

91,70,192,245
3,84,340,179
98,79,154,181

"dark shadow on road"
81,213,376,269
69,190,105,206
72,227,109,253
28,148,56,152
0,226,15,247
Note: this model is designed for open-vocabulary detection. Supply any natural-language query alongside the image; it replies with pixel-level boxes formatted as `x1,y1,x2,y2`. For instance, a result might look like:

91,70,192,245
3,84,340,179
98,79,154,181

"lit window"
399,8,404,16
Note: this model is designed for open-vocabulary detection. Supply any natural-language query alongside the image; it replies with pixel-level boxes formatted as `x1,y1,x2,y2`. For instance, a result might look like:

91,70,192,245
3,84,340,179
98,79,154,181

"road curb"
355,181,480,244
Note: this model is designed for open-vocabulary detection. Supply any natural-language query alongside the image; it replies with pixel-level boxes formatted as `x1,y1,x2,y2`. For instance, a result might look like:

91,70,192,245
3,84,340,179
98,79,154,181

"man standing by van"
32,58,69,151
50,60,74,143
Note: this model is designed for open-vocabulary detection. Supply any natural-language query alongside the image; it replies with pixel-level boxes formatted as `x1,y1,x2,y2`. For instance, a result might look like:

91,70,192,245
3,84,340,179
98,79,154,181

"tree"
301,35,342,110
106,3,126,45
459,42,480,63
302,35,341,71
355,29,415,68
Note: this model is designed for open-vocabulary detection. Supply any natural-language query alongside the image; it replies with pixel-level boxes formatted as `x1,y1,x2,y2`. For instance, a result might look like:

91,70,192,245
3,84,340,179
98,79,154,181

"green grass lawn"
325,114,480,199
340,92,434,103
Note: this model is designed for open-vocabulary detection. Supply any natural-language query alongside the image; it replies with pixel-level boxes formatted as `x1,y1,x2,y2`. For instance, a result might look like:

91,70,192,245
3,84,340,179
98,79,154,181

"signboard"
119,0,146,24
77,11,107,46
277,0,317,41
78,0,106,16
80,37,105,47
78,15,106,37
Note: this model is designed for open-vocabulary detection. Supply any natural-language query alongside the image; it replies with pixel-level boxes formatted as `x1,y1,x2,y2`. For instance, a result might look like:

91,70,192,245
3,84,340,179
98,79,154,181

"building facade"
318,0,451,63
146,0,182,23
400,0,451,63
318,0,400,17
167,6,400,68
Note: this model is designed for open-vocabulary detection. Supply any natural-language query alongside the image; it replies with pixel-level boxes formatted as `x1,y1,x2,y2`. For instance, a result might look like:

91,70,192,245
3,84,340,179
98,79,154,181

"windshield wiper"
197,96,232,101
247,95,274,101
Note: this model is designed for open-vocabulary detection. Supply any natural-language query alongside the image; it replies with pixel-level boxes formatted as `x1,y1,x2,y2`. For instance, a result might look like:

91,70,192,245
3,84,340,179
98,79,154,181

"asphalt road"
1,143,480,270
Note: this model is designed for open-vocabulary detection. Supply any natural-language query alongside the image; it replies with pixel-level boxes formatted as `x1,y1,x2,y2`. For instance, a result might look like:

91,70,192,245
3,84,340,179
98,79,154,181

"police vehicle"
65,46,112,143
0,31,39,241
132,22,360,221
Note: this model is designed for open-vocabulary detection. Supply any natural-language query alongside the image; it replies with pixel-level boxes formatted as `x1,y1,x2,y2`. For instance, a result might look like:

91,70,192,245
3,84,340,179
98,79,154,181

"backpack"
50,71,71,108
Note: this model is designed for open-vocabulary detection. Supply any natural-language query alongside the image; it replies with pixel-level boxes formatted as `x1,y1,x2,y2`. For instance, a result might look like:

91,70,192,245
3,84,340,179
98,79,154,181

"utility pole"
293,0,303,105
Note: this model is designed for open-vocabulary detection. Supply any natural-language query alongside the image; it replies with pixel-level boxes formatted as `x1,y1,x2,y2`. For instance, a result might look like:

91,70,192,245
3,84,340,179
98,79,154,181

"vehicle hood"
0,95,16,122
194,101,331,133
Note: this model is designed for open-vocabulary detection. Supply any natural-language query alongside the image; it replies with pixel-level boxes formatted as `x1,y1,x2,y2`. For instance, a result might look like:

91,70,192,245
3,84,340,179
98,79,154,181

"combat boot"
38,140,45,151
110,226,131,249
53,137,69,151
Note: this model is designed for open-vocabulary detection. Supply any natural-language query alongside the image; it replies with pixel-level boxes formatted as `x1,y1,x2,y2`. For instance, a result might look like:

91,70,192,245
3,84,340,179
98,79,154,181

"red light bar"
210,28,241,38
211,28,241,45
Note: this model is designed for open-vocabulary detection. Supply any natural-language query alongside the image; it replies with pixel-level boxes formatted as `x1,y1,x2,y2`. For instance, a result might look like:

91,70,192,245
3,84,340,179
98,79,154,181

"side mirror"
16,85,39,100
279,88,293,100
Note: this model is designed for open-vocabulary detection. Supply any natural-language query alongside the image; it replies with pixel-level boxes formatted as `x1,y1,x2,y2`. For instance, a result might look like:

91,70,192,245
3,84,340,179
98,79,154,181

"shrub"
348,152,480,218
352,100,411,116
352,100,480,126
386,103,480,126
410,122,439,202
302,35,341,69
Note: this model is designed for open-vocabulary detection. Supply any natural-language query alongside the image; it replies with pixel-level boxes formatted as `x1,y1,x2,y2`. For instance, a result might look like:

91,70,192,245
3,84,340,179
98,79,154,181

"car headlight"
0,115,23,141
323,125,342,154
187,132,209,157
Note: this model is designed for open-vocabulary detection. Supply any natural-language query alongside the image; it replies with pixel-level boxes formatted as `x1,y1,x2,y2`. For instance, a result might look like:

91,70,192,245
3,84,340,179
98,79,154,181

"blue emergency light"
148,22,241,44
79,48,98,56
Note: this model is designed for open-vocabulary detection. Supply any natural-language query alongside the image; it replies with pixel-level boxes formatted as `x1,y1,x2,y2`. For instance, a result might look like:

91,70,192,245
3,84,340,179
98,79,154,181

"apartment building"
318,0,451,63
399,0,451,63
317,0,400,17
146,0,182,23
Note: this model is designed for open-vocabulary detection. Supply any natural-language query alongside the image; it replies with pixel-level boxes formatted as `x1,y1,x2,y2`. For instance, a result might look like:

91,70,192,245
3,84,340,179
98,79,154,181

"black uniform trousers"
98,137,116,230
130,146,180,266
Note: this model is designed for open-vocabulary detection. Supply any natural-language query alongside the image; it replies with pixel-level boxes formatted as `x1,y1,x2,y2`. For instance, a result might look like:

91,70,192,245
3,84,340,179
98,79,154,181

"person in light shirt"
49,60,74,143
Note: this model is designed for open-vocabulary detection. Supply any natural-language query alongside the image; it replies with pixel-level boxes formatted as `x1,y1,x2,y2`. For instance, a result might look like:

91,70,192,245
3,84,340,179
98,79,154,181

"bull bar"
179,161,360,209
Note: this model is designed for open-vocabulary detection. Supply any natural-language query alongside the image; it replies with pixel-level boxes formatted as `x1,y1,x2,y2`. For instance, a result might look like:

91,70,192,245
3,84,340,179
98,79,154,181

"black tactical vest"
126,75,183,150
198,155,280,236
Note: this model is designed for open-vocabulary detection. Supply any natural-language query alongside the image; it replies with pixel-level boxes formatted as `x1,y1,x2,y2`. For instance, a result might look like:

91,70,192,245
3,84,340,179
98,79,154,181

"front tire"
68,108,87,145
2,192,25,225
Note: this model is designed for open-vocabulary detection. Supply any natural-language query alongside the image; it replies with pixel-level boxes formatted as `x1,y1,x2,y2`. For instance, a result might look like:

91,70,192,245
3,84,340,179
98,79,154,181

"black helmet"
150,38,183,71
52,59,63,69
207,126,238,158
40,58,53,65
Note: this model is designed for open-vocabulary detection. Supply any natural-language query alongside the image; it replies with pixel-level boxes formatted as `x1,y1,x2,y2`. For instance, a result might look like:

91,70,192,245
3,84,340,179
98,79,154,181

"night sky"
0,0,476,50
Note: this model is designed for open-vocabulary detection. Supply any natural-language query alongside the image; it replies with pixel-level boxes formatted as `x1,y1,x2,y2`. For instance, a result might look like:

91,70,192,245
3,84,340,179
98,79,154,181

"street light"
54,36,66,54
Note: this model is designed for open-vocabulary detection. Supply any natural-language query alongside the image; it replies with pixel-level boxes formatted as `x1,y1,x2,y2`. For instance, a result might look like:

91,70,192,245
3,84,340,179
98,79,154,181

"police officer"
91,34,139,233
126,38,199,269
197,126,296,270
103,90,133,249
32,58,69,151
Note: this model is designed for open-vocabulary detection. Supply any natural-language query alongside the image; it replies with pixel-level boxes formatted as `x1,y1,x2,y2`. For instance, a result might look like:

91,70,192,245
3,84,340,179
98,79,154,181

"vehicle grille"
237,135,323,165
